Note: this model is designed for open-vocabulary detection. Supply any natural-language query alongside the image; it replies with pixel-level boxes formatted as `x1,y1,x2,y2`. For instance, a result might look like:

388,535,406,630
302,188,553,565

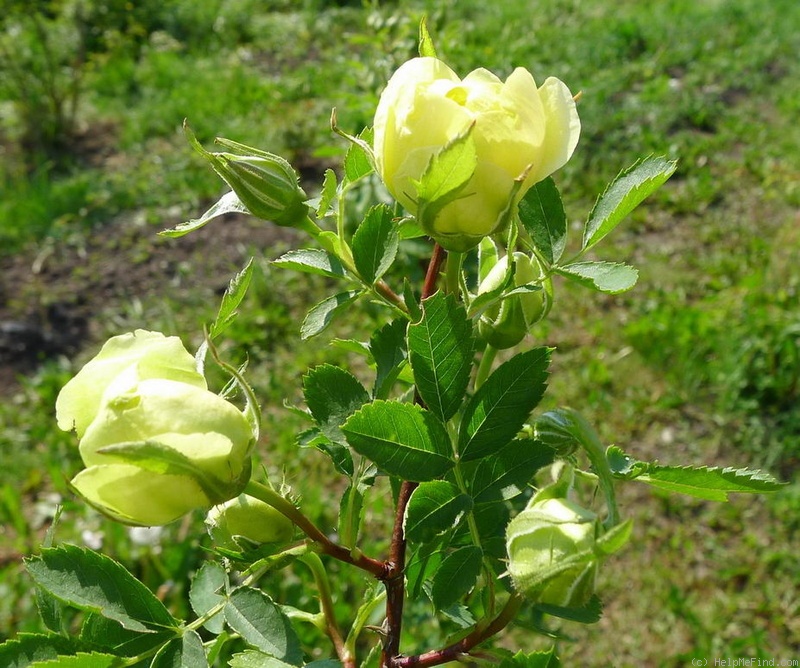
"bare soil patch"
0,209,299,392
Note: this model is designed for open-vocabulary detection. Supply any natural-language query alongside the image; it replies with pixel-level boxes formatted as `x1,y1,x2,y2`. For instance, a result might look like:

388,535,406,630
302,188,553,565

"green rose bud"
506,496,599,607
206,494,294,549
373,57,580,251
70,378,254,526
211,152,309,227
56,329,206,438
187,129,309,228
478,252,545,349
57,330,255,526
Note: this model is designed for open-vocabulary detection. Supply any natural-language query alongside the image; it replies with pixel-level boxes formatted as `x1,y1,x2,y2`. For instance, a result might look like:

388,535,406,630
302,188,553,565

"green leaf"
0,634,82,668
25,545,177,634
414,127,477,224
352,204,399,284
606,445,639,477
95,440,247,505
343,127,374,184
535,410,585,454
403,279,422,321
28,653,118,668
430,546,482,609
301,290,361,339
418,16,437,58
404,481,473,543
225,588,302,665
159,190,249,238
189,562,226,634
331,338,372,358
297,427,354,476
477,236,499,284
316,169,338,217
397,217,426,240
458,348,551,461
150,630,208,668
338,482,365,548
342,401,454,481
36,587,63,634
303,364,370,445
468,503,511,559
471,440,555,503
406,543,446,601
408,292,475,422
518,177,567,264
582,156,677,251
595,519,633,556
534,596,604,625
625,460,787,501
440,603,476,629
229,651,298,668
499,648,560,668
467,261,515,319
272,248,345,278
79,614,173,657
555,262,638,294
210,257,255,338
370,319,408,399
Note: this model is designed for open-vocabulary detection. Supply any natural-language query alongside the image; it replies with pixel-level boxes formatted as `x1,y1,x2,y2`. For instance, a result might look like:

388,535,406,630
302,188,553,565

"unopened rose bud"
186,128,309,228
57,330,255,526
478,252,545,349
211,152,309,227
206,494,294,549
506,496,599,607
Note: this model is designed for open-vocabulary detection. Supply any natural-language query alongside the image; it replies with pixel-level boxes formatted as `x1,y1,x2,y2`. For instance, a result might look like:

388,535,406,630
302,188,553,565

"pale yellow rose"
72,378,254,526
56,330,205,437
373,57,580,251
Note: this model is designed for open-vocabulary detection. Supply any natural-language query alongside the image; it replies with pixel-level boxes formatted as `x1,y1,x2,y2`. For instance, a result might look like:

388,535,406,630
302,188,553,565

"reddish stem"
390,594,523,668
381,242,446,666
422,243,446,302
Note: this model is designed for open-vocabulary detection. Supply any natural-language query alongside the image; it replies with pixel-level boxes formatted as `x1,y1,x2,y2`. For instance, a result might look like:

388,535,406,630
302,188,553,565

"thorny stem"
381,479,417,664
422,243,446,302
244,480,386,578
381,241,446,666
390,594,524,668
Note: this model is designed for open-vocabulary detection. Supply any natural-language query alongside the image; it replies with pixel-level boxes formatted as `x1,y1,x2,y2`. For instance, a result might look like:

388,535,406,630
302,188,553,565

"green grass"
1,0,799,662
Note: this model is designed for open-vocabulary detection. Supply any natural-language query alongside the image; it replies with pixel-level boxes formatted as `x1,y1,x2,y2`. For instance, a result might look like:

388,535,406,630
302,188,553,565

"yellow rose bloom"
374,57,580,250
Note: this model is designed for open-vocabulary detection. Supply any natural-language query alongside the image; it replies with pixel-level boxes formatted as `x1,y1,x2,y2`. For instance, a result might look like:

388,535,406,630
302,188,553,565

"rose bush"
373,56,580,251
57,331,254,526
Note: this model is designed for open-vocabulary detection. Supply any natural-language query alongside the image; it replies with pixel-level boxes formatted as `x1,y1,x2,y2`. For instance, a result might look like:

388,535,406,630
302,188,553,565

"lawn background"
0,0,798,664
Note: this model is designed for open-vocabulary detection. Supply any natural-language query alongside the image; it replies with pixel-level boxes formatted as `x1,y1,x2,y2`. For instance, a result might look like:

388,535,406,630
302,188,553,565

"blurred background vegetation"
0,0,798,664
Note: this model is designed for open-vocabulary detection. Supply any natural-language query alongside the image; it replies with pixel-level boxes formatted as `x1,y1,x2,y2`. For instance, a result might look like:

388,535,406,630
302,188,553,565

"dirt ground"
0,207,300,392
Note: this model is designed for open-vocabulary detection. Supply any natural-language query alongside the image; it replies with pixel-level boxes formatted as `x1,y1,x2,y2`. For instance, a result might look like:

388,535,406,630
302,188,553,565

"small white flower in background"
128,526,164,550
81,529,104,551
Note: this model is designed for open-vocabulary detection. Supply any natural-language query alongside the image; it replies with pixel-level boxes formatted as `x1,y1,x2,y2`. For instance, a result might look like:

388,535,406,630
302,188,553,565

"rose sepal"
412,124,478,251
93,439,254,506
